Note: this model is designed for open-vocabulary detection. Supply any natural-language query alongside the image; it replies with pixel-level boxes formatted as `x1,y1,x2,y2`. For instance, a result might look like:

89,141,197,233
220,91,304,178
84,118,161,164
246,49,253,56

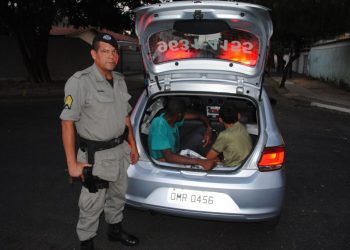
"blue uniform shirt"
148,113,184,159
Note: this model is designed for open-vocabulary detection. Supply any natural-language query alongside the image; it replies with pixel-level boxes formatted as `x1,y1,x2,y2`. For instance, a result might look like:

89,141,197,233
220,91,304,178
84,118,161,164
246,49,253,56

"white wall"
292,51,309,74
308,40,350,87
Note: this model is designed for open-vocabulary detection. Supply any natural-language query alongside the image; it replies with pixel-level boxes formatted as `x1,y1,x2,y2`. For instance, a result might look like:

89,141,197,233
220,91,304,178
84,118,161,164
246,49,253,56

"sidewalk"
267,74,350,114
0,81,64,100
1,73,350,115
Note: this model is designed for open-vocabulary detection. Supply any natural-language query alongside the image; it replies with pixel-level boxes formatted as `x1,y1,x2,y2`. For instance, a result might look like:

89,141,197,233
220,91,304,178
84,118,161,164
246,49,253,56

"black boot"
108,223,139,246
80,238,94,250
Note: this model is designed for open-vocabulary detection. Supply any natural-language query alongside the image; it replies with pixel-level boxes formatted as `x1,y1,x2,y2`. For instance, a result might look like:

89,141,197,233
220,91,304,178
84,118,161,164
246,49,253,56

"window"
148,29,259,66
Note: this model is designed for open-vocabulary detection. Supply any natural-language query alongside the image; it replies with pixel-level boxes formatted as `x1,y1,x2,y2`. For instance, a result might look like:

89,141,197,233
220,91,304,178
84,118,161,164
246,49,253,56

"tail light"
258,146,285,172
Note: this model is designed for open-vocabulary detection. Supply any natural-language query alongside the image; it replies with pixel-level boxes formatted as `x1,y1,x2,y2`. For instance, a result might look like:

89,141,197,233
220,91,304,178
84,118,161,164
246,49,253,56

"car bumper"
126,162,285,222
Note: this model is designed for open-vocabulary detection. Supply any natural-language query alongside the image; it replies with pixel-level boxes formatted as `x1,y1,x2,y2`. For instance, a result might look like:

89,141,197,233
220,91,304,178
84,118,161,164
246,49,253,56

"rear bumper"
126,162,285,222
126,201,281,222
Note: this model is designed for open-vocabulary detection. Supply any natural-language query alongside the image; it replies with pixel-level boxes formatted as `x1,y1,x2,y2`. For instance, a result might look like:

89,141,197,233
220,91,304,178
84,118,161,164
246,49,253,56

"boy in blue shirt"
148,98,216,170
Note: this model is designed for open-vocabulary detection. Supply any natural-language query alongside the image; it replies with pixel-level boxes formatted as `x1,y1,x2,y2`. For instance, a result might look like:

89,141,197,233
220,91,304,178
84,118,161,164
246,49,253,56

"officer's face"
91,41,119,72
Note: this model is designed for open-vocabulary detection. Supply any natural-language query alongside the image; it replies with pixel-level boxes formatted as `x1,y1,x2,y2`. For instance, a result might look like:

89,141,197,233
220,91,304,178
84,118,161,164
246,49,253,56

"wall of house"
48,36,93,80
0,35,142,81
292,51,309,74
308,40,350,88
0,35,92,81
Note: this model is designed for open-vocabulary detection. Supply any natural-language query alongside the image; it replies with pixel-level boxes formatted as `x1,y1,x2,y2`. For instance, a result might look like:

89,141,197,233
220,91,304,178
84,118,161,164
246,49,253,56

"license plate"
168,188,215,206
166,188,239,213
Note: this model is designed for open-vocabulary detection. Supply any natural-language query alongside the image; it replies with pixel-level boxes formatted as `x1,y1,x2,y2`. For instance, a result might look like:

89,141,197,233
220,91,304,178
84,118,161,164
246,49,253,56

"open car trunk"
140,93,259,171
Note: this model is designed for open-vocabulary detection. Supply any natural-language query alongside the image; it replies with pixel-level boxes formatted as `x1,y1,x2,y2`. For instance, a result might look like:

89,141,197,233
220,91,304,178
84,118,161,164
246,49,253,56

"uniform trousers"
76,162,128,241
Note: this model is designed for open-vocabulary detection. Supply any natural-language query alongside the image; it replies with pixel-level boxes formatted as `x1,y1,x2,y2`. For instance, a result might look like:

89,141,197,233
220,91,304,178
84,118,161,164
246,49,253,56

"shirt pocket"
95,91,114,103
92,91,114,117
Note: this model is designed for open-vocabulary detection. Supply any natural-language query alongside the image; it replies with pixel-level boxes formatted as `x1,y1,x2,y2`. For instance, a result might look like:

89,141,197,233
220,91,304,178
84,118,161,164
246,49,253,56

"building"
0,26,143,81
292,33,350,88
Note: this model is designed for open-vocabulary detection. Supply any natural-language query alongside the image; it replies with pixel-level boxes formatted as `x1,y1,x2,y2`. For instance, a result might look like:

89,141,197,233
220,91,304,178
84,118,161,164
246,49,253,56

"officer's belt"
78,128,128,193
78,128,128,165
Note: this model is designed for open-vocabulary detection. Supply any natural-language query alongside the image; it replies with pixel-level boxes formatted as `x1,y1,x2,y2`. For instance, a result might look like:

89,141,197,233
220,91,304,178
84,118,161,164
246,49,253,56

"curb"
310,102,350,114
267,77,350,115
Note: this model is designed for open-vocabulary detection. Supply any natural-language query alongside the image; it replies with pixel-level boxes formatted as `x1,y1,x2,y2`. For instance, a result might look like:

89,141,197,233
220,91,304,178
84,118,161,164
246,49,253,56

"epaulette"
113,71,125,79
72,67,92,79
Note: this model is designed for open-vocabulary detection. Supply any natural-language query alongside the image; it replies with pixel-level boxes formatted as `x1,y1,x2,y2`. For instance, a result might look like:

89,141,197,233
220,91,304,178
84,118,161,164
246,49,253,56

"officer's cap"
92,32,118,50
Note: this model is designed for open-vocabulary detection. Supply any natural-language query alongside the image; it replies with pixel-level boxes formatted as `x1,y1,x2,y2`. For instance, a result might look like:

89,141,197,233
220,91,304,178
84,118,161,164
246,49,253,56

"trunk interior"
140,93,259,171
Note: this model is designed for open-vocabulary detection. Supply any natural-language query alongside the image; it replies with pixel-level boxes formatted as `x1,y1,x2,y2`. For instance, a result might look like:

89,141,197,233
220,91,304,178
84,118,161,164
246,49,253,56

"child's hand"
202,128,212,147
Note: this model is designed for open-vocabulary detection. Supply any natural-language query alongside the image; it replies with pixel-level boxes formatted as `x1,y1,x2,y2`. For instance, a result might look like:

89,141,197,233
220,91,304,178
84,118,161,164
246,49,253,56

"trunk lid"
135,1,273,98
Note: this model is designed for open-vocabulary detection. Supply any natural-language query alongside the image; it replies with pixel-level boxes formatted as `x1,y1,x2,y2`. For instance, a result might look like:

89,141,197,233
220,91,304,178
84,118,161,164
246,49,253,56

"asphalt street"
0,78,349,250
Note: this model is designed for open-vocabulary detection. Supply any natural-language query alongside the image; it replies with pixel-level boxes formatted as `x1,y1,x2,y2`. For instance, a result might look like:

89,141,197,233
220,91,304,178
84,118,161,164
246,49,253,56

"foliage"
245,0,350,86
0,0,159,84
58,0,158,34
0,0,57,83
0,0,349,84
247,0,350,46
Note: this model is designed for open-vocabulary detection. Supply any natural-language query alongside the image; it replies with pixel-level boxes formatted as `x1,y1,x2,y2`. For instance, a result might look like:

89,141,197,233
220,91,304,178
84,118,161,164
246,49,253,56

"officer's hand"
68,161,91,180
130,147,139,165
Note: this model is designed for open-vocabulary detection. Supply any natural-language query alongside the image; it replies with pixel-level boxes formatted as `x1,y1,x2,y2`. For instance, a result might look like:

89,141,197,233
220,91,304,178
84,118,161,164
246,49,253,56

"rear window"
148,29,259,66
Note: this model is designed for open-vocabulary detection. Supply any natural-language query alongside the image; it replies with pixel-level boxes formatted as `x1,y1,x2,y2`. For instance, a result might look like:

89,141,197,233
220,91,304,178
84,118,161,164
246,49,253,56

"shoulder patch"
64,95,73,109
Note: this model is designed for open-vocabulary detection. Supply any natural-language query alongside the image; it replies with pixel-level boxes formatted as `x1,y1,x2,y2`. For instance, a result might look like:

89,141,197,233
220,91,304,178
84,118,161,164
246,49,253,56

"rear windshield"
148,29,259,66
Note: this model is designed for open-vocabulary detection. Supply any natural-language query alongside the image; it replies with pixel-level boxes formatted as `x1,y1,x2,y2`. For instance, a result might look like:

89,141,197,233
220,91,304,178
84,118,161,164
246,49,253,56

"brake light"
258,146,285,171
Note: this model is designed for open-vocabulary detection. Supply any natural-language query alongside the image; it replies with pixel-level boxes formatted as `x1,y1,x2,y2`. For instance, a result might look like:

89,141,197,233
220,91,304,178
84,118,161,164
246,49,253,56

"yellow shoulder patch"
64,95,73,109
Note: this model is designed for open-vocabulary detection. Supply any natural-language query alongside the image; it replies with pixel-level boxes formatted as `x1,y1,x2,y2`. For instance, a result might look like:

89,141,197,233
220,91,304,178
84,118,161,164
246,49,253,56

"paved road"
0,78,349,249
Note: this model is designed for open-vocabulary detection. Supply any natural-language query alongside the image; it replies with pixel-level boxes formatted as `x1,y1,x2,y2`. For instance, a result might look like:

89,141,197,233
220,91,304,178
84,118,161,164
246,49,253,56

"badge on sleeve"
64,95,73,109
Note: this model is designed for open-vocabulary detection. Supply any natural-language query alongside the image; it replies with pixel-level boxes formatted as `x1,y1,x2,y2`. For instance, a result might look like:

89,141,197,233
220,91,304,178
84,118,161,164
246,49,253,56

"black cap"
92,32,118,49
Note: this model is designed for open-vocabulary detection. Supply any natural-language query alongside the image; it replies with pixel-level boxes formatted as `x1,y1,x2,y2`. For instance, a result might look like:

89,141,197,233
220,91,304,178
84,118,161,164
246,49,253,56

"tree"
60,0,159,34
2,0,349,85
246,0,350,87
0,0,158,84
0,0,57,83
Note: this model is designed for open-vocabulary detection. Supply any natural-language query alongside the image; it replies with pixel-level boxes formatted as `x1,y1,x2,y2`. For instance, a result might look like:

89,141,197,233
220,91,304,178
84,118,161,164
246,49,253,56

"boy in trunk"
205,102,253,170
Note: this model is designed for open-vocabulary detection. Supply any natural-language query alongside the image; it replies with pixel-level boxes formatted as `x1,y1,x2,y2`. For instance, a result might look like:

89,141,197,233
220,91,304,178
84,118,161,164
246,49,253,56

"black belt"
78,128,128,193
79,128,128,164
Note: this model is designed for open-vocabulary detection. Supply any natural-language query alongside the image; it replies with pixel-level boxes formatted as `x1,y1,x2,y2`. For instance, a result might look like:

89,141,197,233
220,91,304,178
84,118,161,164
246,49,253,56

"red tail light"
258,146,285,172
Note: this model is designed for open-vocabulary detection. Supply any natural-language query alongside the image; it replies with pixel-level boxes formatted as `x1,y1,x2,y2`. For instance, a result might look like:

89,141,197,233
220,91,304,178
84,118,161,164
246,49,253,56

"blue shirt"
148,113,184,159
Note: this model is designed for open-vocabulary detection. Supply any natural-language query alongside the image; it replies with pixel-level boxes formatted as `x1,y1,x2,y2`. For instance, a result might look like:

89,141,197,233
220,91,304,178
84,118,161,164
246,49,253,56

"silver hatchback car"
126,1,285,223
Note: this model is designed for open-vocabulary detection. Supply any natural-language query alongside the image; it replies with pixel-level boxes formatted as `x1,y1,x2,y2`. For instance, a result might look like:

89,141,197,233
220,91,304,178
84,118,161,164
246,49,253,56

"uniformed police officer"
60,33,139,250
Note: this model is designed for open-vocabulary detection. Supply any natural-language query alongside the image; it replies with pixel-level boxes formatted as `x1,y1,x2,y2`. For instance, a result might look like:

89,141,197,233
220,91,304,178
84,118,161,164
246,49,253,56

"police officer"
60,33,139,250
